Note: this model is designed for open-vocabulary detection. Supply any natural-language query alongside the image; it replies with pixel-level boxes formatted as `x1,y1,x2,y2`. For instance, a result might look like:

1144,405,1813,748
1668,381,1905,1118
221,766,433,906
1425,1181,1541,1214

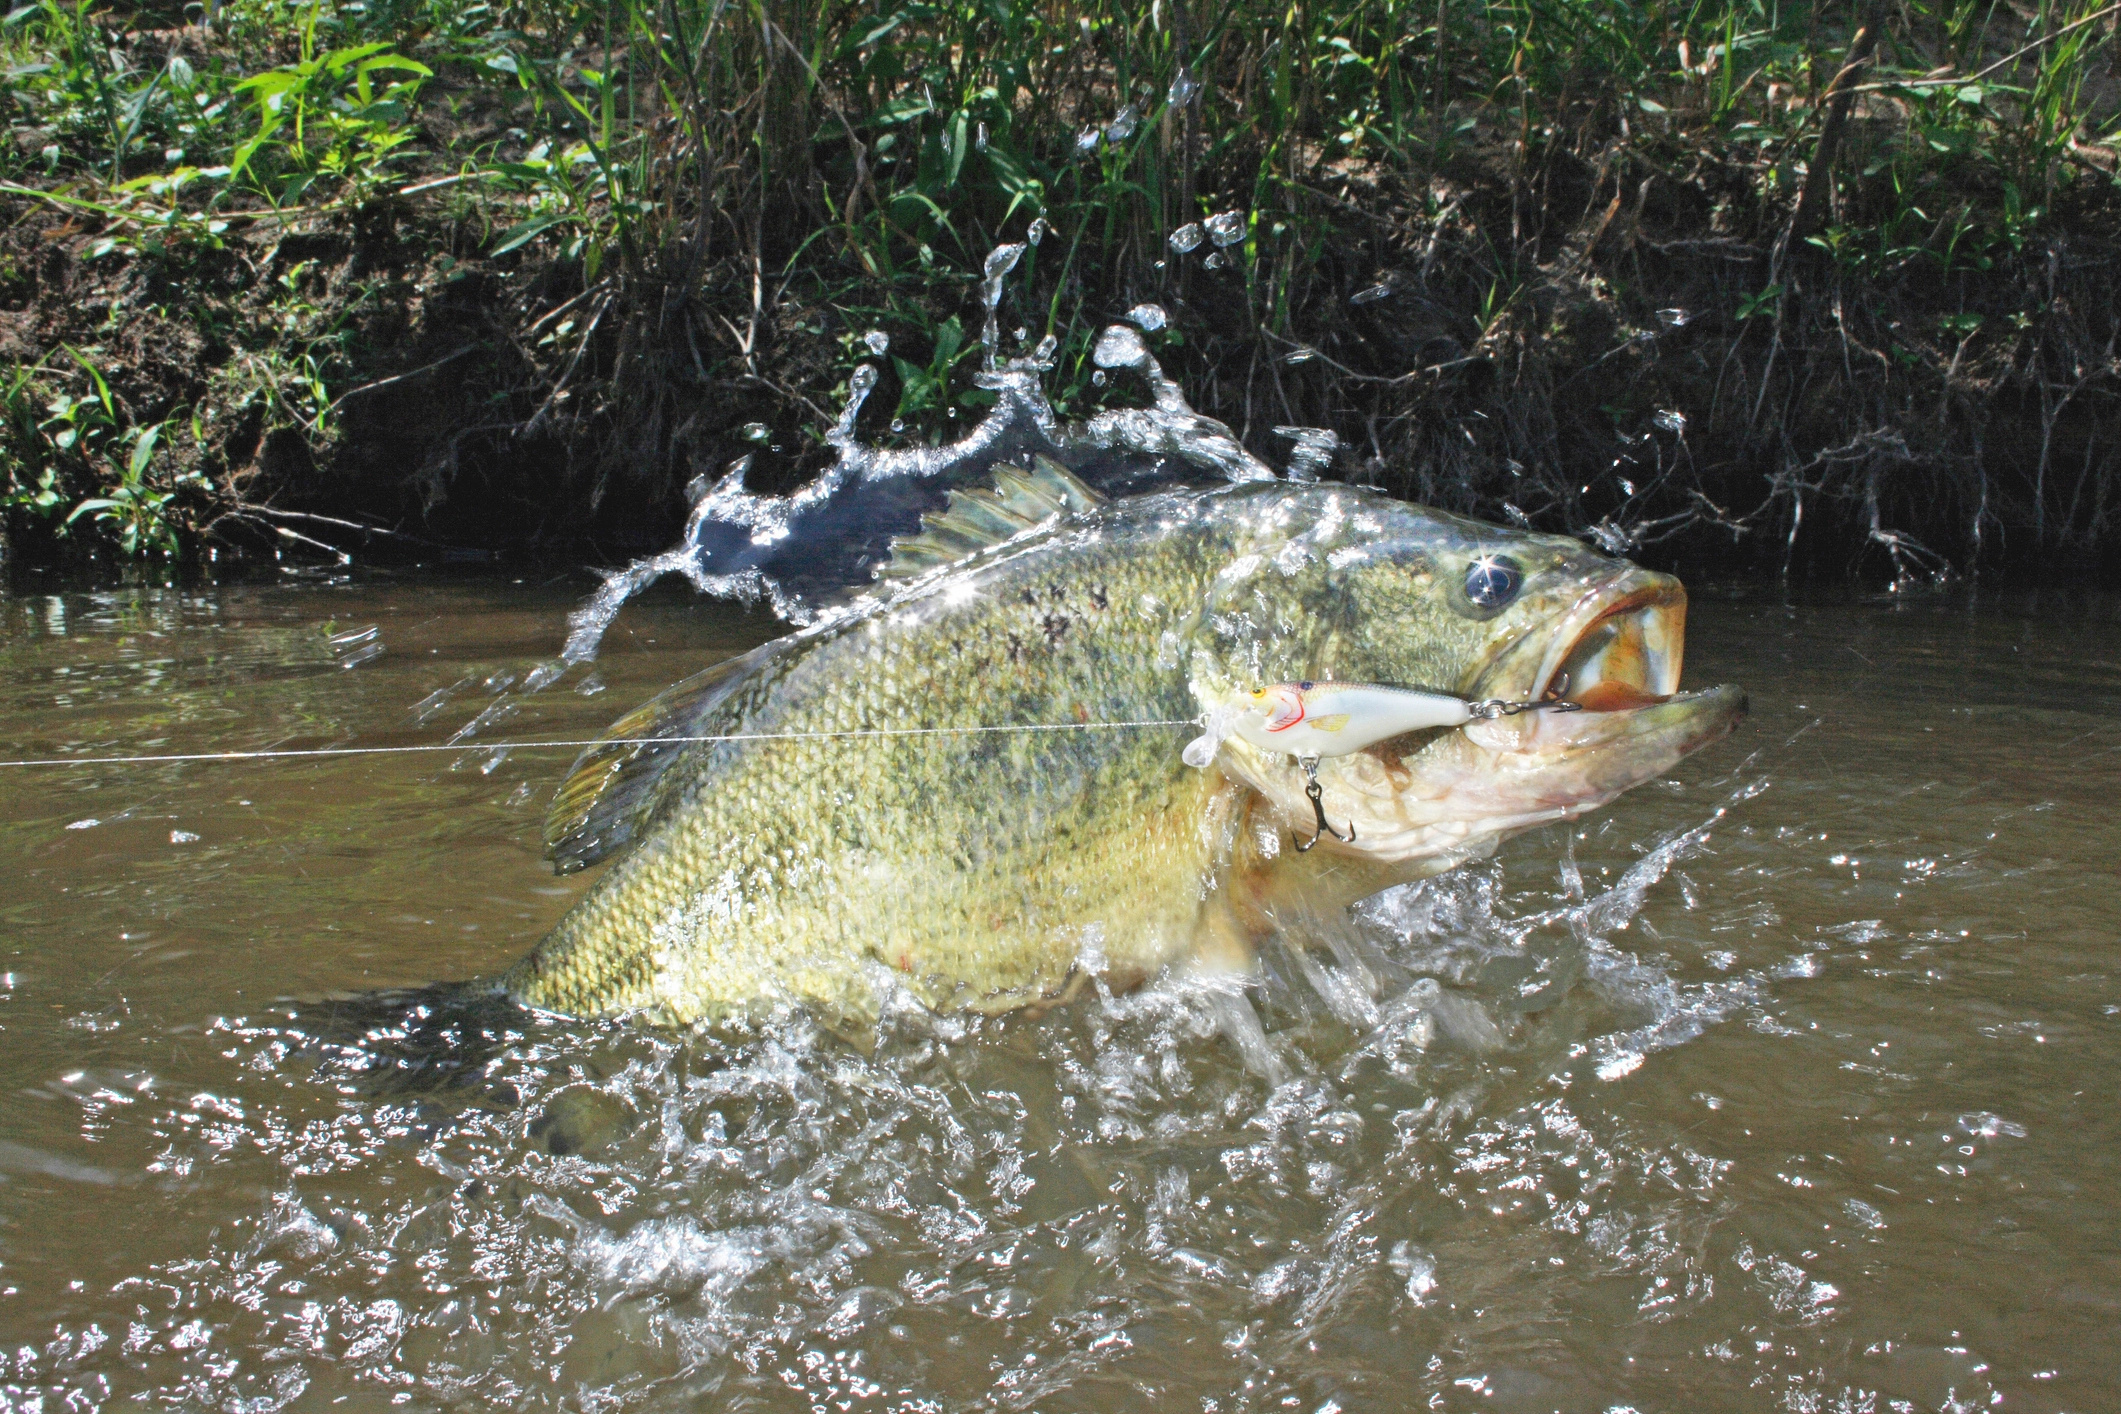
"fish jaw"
1219,567,1746,870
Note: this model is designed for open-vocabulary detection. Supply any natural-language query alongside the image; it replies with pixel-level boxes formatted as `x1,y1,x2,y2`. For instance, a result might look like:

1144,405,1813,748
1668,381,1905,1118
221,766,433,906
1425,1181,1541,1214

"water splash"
1273,425,1340,482
557,246,1279,665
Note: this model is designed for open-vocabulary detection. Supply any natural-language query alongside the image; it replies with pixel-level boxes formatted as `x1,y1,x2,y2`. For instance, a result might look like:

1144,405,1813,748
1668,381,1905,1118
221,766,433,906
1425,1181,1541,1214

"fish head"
1195,485,1746,873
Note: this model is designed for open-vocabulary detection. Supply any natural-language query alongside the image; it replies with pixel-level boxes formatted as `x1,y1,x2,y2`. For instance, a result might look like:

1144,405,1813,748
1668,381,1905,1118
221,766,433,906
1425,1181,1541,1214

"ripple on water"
6,589,2121,1412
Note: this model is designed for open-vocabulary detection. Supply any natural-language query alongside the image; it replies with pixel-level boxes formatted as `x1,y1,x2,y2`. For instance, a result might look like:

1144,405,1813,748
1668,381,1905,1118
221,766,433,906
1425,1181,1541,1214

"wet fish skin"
505,482,1740,1025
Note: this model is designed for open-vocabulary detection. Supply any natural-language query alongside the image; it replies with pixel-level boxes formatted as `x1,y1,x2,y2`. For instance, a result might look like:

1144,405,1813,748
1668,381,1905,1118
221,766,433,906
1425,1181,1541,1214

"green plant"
65,419,182,554
227,6,431,203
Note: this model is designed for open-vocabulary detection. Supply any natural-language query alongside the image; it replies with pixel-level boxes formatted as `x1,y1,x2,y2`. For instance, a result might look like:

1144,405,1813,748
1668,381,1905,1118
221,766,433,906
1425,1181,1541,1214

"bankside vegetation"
2,0,2117,578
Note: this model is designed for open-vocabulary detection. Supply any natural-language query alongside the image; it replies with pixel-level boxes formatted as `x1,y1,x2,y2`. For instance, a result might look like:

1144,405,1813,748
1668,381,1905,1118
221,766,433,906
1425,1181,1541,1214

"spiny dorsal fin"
879,455,1103,581
543,641,782,873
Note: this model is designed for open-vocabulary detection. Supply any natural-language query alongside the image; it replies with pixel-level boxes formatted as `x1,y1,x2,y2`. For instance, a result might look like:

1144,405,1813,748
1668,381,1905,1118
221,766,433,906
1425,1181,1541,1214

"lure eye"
1463,555,1523,611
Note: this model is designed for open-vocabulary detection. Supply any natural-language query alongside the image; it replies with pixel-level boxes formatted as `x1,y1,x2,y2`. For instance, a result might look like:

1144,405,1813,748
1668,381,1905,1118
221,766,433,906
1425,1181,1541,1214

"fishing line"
0,719,1202,769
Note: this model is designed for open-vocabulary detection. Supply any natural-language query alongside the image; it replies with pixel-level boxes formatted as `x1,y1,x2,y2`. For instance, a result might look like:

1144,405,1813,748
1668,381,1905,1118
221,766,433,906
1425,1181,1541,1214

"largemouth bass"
504,463,1744,1025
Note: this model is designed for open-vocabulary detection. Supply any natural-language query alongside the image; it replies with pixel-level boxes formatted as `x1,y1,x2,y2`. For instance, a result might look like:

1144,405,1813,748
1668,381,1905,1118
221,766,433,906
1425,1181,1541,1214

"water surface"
1,576,2116,1412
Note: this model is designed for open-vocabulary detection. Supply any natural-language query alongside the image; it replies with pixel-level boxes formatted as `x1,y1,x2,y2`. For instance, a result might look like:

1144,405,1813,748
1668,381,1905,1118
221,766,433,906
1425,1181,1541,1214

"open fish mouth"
1461,567,1740,757
1536,572,1687,712
1287,568,1745,867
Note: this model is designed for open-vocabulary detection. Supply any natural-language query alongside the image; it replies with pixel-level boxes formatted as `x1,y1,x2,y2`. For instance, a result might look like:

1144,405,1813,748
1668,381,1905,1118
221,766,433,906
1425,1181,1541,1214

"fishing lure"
1185,679,1580,850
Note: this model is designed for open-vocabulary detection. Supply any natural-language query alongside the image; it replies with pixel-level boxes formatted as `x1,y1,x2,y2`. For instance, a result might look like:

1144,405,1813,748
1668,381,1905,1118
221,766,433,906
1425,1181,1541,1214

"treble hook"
1293,755,1354,852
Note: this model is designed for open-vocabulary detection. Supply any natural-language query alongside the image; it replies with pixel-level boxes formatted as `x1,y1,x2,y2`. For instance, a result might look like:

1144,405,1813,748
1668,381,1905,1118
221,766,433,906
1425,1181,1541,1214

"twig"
1791,2,1888,241
1849,1,2121,94
308,345,478,426
231,505,426,542
522,292,615,437
523,280,613,341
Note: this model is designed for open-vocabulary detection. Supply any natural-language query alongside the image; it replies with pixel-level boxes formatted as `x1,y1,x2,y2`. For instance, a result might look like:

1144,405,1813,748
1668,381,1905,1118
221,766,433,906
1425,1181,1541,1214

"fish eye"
1463,555,1523,611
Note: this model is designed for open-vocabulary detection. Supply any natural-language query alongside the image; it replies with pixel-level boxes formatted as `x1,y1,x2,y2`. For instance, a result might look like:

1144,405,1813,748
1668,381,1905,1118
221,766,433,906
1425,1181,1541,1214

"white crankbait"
1183,679,1580,850
1228,680,1471,758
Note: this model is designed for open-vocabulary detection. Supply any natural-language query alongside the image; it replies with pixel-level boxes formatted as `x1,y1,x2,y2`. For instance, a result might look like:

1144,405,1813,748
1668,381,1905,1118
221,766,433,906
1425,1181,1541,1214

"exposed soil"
5,82,2120,584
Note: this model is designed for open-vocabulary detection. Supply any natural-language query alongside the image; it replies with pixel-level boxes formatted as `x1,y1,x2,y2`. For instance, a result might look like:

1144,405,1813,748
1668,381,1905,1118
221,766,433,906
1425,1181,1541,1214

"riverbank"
4,0,2119,581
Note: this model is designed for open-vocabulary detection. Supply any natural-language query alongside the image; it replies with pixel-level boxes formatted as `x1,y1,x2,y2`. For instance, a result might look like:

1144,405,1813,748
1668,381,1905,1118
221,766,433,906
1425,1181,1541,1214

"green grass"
3,0,2117,559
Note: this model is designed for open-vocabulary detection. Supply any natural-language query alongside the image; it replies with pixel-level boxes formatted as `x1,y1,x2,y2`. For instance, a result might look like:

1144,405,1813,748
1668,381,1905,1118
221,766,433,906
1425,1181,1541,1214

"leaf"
354,54,431,79
321,41,394,73
491,212,567,254
871,92,933,127
944,109,968,188
857,13,904,47
233,70,300,97
127,422,162,481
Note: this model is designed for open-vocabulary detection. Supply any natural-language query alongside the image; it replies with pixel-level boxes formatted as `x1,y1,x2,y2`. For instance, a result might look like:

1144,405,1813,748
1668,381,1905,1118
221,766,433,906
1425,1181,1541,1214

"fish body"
505,473,1744,1026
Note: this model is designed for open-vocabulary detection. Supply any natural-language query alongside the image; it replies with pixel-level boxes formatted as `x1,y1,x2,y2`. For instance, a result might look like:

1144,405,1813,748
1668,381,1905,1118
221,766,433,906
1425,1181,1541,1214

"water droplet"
1168,223,1203,253
1093,324,1151,370
1091,369,1107,386
769,445,782,453
864,329,890,356
1619,477,1637,495
1282,345,1316,364
740,422,770,442
1125,303,1168,332
1653,408,1687,434
984,243,1025,280
1203,251,1228,270
1168,69,1201,106
1350,283,1393,306
1104,103,1139,142
890,418,905,433
1027,217,1049,246
1074,127,1102,155
1656,307,1692,328
1204,210,1246,246
1013,327,1028,343
975,121,988,152
1032,334,1058,362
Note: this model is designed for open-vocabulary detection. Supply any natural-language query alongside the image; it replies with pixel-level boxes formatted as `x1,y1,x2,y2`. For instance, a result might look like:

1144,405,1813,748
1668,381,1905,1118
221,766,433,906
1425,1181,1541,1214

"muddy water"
0,575,2116,1413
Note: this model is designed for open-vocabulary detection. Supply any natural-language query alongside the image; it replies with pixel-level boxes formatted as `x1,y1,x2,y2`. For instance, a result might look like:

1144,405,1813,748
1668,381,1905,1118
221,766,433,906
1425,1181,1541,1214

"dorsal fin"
543,641,783,873
879,456,1102,581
